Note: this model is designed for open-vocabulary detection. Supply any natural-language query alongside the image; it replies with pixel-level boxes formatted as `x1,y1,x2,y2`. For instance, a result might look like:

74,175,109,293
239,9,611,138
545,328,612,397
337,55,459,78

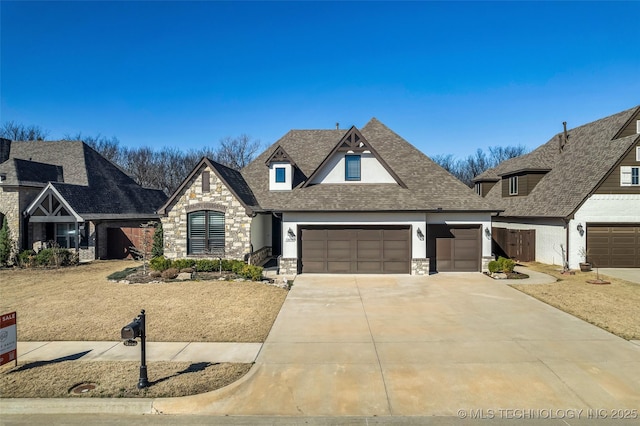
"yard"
510,262,640,341
0,260,287,398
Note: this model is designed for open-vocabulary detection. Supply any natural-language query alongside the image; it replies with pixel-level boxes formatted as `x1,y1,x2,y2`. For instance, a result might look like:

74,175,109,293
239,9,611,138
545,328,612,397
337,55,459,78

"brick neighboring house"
159,118,500,275
474,105,640,269
0,139,167,261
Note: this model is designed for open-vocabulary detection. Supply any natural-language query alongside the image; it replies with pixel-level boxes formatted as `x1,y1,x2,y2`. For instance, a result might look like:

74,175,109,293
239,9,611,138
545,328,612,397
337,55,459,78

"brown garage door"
430,225,480,272
587,224,640,268
300,226,411,274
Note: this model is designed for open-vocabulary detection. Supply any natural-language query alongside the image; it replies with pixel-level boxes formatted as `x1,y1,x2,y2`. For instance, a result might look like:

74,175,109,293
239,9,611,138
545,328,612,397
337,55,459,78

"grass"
0,361,251,398
0,260,286,398
510,262,640,340
0,260,288,342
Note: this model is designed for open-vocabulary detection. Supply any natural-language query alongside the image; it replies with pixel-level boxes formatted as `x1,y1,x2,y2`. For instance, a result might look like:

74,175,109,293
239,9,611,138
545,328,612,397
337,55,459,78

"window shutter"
207,211,225,255
620,166,632,186
188,211,207,254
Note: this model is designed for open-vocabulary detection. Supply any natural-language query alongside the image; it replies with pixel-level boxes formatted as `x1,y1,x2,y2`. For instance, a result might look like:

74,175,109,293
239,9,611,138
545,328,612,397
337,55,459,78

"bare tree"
213,134,261,170
63,132,122,164
0,121,49,141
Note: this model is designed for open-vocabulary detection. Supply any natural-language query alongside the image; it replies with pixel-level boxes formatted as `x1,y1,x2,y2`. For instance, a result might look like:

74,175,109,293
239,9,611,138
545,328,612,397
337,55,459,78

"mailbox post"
121,309,149,389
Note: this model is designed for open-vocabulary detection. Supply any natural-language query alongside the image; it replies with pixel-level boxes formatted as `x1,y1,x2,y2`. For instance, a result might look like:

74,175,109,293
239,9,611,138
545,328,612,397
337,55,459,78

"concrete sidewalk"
16,341,262,363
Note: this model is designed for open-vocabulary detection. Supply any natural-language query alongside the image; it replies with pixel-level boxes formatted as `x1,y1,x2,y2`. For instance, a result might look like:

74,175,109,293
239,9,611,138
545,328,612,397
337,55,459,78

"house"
0,139,167,261
473,105,640,269
158,118,500,275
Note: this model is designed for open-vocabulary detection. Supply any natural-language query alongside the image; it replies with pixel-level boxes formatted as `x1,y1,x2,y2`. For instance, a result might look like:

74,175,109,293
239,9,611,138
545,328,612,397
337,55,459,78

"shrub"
107,267,139,281
488,260,500,274
161,268,179,279
34,247,76,267
150,256,172,272
230,260,245,274
172,258,196,270
0,216,13,266
150,270,162,278
152,223,164,258
195,259,219,272
239,264,263,281
501,258,516,273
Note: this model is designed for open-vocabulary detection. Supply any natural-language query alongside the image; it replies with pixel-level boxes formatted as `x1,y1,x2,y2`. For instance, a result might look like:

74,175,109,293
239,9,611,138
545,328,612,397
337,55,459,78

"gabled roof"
158,157,259,215
302,126,407,188
2,140,167,219
478,105,640,218
265,145,296,166
240,118,498,212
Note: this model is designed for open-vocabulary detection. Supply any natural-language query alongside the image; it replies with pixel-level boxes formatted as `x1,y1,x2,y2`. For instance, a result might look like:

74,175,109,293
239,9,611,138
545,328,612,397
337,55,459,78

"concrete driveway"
155,273,640,416
598,268,640,284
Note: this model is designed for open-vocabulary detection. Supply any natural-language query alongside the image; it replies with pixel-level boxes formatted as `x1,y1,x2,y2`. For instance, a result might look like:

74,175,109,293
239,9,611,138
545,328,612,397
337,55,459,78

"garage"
299,226,411,274
587,224,640,268
428,225,481,272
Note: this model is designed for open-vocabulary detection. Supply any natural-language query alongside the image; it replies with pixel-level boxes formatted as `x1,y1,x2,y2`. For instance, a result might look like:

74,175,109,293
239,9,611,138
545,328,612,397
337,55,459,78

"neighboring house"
474,105,640,269
158,118,500,275
0,139,167,260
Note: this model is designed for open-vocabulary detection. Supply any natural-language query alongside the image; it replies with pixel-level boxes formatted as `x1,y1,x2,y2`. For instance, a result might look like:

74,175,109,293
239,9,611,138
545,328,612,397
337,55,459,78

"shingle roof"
2,140,167,219
240,118,498,212
478,106,640,218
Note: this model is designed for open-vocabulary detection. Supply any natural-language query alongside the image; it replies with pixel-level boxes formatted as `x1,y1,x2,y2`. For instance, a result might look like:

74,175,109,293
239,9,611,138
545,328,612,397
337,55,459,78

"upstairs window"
636,146,640,161
474,183,481,196
275,167,286,183
345,155,361,181
188,210,225,255
621,166,640,186
509,176,518,195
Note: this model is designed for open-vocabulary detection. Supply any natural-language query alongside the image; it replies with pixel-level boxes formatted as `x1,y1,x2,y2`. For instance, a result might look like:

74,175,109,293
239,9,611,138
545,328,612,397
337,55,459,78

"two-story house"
474,106,640,269
159,118,501,275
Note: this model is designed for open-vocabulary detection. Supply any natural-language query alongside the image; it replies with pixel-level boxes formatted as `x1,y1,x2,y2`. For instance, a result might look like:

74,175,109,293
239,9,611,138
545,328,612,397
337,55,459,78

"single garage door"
429,225,481,272
300,226,411,274
587,224,640,268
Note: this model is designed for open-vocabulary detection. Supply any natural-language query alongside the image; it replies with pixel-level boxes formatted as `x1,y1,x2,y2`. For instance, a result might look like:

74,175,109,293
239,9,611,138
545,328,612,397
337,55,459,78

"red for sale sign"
0,311,17,366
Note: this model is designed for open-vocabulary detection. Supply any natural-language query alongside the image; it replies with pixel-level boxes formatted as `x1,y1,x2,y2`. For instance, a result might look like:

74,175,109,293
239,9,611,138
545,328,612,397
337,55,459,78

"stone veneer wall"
249,246,272,266
278,257,298,275
411,258,429,275
162,165,252,260
481,256,493,273
0,187,42,256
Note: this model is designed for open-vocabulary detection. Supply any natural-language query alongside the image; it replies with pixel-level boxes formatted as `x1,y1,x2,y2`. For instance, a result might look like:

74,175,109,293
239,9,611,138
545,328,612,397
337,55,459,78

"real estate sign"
0,311,17,366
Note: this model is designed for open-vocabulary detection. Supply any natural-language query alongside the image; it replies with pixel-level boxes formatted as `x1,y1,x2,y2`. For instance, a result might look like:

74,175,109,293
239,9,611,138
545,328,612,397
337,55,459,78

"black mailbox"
121,318,142,340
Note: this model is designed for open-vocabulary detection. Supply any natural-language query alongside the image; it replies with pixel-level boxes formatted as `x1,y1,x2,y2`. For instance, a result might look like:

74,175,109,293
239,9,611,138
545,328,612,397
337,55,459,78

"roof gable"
302,126,407,188
265,145,296,166
158,157,258,215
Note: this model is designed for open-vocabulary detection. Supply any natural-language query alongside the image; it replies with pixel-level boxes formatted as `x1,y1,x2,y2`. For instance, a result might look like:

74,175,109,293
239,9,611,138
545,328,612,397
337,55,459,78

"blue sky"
1,1,639,158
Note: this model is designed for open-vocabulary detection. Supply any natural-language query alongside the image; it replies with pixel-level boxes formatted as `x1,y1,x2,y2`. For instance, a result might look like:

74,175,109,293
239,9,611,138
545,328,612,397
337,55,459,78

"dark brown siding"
428,225,480,272
300,226,411,274
587,224,640,268
595,144,640,194
615,112,639,139
501,172,548,197
480,181,497,197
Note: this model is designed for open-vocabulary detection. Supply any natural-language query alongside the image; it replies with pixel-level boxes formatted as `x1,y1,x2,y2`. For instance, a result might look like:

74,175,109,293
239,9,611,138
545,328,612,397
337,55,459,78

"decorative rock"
176,272,192,281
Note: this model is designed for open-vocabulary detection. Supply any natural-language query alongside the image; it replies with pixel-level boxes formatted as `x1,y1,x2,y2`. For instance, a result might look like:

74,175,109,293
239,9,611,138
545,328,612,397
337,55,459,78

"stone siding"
249,246,272,266
1,186,42,256
481,256,493,273
411,258,430,275
278,257,298,275
162,165,252,260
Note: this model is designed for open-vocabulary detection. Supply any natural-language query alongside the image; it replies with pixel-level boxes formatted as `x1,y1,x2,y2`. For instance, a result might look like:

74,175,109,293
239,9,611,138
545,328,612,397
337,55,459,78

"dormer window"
275,167,286,183
345,155,361,181
509,176,518,195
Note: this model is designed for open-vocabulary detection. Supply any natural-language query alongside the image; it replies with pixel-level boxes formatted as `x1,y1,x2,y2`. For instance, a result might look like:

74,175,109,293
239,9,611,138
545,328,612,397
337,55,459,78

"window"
188,211,225,255
509,176,518,195
636,120,640,134
636,146,640,161
275,167,286,183
475,183,481,195
55,223,77,248
345,155,361,181
621,166,640,186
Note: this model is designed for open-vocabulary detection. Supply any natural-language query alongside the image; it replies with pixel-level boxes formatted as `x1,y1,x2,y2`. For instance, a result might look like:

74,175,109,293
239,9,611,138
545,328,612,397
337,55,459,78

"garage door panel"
434,226,480,272
587,224,639,268
300,226,410,274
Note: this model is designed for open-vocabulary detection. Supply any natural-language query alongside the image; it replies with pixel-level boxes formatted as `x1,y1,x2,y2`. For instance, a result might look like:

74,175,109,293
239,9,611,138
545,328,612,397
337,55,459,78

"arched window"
187,211,225,256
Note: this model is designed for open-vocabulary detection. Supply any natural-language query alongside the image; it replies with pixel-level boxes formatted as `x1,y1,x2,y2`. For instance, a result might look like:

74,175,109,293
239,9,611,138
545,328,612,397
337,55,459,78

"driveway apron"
154,274,640,416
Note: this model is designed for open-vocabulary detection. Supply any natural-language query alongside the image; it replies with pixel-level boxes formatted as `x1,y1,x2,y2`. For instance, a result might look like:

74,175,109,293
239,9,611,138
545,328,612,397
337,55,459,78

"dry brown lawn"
0,260,288,342
0,260,286,398
0,361,250,398
510,262,640,340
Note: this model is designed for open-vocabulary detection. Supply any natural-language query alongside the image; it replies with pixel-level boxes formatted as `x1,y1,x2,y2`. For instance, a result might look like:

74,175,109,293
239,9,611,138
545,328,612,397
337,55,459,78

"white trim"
636,120,640,135
636,145,640,161
509,176,518,195
25,183,83,222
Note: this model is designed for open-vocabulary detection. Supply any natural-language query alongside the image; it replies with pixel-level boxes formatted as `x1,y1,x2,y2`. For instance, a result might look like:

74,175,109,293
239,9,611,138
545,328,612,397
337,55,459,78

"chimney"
335,122,339,130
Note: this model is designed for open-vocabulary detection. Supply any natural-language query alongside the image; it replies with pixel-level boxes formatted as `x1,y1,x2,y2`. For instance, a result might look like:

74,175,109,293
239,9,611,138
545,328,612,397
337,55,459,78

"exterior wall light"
485,227,492,238
577,223,584,236
287,228,296,239
416,227,424,241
